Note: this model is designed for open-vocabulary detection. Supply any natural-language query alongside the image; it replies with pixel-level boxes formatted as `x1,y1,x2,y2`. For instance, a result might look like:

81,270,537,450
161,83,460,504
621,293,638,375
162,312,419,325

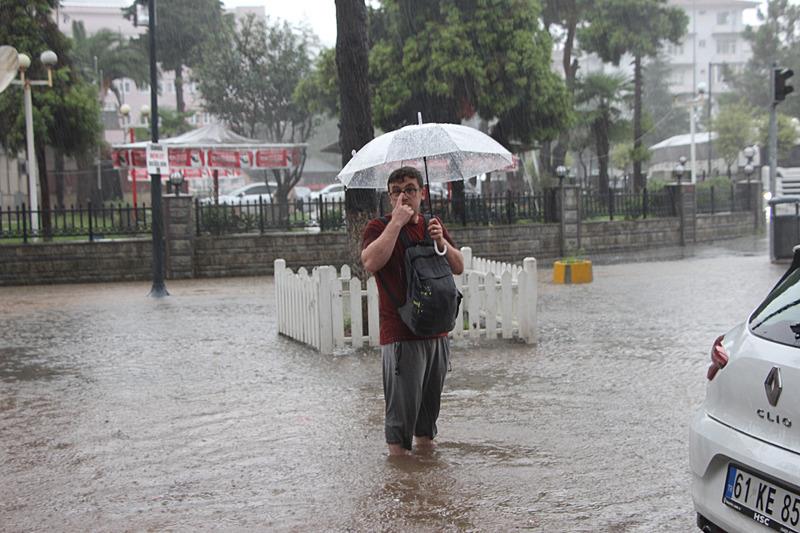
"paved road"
0,236,786,531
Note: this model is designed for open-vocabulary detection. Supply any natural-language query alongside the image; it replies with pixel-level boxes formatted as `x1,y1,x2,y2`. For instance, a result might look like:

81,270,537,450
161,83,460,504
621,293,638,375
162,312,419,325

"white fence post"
367,276,380,346
484,272,497,340
522,257,537,344
349,277,364,348
318,265,334,354
461,246,472,270
274,259,285,335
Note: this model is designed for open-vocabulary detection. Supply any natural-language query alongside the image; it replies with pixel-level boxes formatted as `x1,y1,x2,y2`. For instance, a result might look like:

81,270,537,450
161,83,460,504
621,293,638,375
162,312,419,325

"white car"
310,183,346,203
690,254,800,533
201,182,277,206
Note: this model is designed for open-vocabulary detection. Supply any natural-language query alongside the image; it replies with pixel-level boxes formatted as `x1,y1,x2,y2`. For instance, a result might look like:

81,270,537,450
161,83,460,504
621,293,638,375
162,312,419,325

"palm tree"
574,72,631,194
69,21,148,107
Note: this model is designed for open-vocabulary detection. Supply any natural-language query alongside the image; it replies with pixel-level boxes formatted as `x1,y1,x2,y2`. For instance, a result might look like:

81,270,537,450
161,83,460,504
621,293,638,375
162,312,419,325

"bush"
200,205,258,235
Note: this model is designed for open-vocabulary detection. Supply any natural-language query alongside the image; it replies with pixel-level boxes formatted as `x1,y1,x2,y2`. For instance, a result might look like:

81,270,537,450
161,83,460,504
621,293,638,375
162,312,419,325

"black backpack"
376,215,462,336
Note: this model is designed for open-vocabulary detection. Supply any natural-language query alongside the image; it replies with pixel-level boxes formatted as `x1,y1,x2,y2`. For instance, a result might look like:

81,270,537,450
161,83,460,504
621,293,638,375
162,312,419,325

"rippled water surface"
1,236,784,531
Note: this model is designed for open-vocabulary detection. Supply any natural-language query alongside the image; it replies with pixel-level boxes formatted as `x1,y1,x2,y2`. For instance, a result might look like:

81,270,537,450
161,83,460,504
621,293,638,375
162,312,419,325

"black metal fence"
696,184,753,214
196,192,554,235
581,188,675,221
0,203,152,243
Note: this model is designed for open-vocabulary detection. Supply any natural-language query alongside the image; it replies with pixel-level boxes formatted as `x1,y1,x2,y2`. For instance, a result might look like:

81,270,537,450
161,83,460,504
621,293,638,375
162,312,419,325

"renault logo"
765,367,783,407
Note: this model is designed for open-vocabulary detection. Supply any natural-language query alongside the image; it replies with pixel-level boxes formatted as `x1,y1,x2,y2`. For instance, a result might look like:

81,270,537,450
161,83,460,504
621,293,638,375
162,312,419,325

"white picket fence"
274,247,537,354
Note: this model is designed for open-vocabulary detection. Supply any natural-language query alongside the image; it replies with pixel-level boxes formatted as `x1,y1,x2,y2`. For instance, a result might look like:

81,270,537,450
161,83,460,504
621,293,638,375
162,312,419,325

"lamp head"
140,105,151,119
744,164,754,176
743,146,755,160
555,165,567,178
119,103,131,117
40,50,57,67
697,82,707,95
679,156,687,165
17,53,31,71
169,171,185,187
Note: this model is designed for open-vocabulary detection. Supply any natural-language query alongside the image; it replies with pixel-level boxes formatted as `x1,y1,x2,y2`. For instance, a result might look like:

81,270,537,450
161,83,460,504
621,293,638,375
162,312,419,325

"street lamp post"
556,165,567,257
10,50,57,236
146,0,168,297
707,62,727,178
690,83,706,185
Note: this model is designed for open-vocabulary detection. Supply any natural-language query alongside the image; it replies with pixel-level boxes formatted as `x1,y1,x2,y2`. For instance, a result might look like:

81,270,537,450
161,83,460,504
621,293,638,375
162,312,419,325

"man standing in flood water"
361,166,464,456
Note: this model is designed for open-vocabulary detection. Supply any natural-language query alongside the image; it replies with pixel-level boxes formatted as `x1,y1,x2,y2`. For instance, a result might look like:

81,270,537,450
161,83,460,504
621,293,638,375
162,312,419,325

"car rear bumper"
690,410,800,532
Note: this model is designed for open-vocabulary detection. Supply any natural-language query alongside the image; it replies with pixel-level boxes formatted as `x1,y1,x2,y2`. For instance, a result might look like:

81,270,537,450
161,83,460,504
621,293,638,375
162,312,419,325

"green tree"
541,0,594,174
369,0,569,149
294,48,339,118
713,101,757,177
725,1,800,115
69,21,148,107
194,14,317,205
579,0,687,191
758,113,800,161
124,0,226,112
0,0,103,232
642,53,689,147
574,72,631,194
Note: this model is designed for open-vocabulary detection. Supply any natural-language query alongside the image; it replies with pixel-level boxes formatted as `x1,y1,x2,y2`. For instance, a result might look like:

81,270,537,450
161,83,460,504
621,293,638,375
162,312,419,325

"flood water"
1,236,785,531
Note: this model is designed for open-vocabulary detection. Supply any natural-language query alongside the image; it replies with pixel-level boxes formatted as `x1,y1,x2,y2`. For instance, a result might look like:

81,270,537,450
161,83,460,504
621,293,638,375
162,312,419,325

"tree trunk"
593,118,610,195
174,64,185,113
551,10,579,170
336,0,376,281
633,54,644,192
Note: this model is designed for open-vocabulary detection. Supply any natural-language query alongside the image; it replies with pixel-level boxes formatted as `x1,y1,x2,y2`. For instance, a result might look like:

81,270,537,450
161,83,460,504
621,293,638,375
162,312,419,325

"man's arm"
361,219,403,274
362,201,415,273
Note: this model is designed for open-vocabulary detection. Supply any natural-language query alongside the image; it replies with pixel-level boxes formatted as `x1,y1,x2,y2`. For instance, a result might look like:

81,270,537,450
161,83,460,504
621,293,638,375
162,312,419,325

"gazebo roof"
113,123,307,150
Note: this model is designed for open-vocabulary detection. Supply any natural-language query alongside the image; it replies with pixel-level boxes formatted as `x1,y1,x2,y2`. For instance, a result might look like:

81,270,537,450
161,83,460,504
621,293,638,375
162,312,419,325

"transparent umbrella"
336,120,513,214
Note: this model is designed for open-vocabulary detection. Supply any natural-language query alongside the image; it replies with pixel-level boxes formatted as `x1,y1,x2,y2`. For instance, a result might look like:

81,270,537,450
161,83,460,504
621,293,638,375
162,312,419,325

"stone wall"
0,239,152,286
581,218,682,254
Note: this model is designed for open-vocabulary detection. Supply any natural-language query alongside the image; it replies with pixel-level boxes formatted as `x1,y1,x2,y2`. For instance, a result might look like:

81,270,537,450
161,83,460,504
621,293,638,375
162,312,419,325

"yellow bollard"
553,260,593,284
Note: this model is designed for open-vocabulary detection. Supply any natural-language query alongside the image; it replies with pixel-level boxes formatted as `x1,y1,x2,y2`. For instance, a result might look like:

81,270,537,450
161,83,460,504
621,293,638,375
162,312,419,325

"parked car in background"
690,251,800,533
310,183,346,203
200,182,277,206
427,182,449,199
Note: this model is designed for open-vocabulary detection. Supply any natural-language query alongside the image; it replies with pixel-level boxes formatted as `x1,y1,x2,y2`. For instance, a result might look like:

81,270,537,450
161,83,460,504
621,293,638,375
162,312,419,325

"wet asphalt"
0,235,786,532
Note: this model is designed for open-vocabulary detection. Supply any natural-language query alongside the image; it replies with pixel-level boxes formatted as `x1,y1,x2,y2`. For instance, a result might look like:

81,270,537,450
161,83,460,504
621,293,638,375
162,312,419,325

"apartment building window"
667,42,684,56
123,80,131,94
670,70,685,86
716,37,736,55
717,11,730,25
698,39,706,48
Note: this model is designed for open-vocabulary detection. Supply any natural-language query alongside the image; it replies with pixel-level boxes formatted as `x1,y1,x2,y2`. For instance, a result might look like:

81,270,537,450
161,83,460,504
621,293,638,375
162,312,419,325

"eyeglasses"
389,186,419,198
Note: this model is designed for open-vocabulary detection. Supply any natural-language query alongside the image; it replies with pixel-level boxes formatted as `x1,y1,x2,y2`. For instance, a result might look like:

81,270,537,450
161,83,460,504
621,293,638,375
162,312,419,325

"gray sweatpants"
382,338,450,450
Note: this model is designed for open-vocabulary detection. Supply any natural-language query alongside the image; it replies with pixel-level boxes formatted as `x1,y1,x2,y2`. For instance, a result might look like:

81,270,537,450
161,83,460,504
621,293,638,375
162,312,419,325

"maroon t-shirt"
362,214,457,345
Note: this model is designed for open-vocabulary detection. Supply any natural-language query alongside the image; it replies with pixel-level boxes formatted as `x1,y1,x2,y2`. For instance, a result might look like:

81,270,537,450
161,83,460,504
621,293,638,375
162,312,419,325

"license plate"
724,464,800,533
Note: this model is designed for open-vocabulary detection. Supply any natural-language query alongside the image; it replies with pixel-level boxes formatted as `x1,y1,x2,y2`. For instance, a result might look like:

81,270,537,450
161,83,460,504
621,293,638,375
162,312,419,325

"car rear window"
749,268,800,347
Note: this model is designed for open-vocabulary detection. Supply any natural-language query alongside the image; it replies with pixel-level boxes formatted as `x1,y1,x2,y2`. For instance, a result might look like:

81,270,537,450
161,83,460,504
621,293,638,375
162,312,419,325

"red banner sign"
168,148,204,168
255,148,288,168
207,149,251,168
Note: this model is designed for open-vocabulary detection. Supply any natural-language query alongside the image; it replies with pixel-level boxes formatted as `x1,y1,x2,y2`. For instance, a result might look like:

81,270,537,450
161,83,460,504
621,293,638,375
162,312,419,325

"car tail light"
707,335,729,381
